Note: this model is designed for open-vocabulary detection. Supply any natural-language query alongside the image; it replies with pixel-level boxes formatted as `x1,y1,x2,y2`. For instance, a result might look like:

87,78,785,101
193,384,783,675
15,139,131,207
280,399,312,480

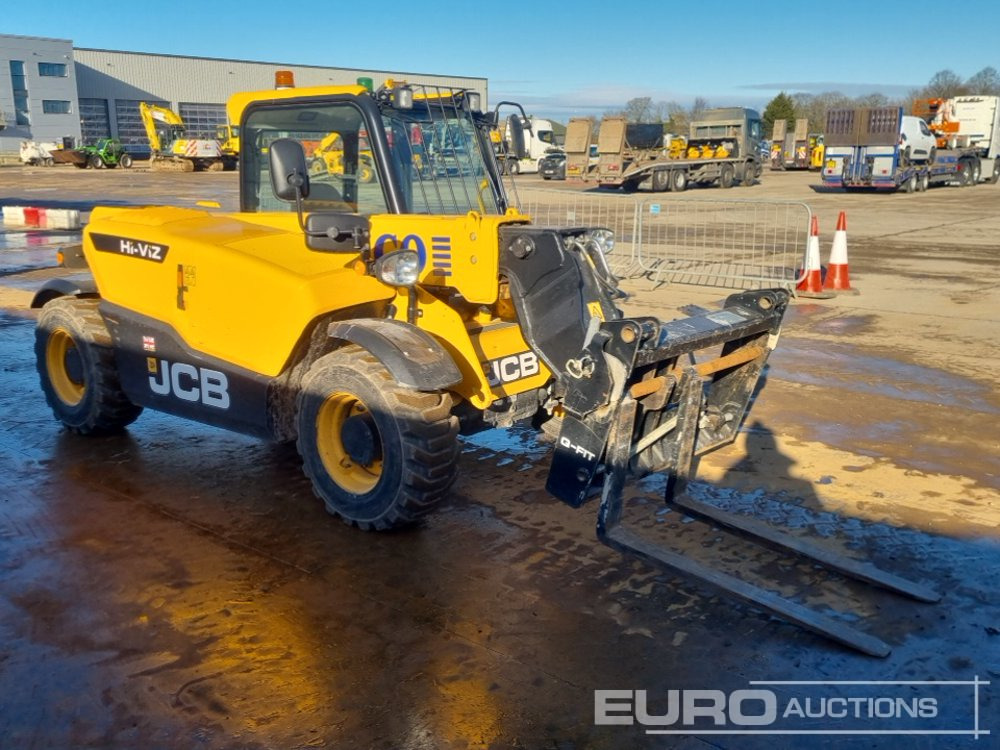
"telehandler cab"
33,77,936,655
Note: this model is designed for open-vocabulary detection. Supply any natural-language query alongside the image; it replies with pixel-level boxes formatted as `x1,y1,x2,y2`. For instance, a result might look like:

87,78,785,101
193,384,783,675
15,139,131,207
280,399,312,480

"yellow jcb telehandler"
32,76,937,655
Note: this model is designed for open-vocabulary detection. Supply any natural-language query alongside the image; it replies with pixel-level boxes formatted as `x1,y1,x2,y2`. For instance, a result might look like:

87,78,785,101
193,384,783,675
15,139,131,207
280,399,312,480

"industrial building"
0,33,489,158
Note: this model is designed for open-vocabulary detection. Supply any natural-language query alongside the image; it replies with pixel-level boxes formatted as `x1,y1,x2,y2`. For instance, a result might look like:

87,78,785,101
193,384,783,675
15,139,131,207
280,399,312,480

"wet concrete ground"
0,167,998,748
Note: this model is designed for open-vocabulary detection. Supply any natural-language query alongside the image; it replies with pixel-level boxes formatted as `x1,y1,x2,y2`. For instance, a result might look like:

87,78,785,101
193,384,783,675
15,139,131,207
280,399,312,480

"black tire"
719,163,735,188
671,169,687,192
119,153,133,169
919,172,929,192
358,158,375,183
88,154,103,169
621,178,641,193
970,161,981,184
35,297,143,435
296,347,459,530
651,169,670,192
74,162,88,169
959,160,973,186
902,174,917,193
741,163,755,186
991,163,1000,184
508,159,520,175
928,146,936,164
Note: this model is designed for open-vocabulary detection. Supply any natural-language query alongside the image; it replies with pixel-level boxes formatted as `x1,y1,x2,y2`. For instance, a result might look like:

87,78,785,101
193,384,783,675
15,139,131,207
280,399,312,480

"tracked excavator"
33,74,938,656
139,102,237,173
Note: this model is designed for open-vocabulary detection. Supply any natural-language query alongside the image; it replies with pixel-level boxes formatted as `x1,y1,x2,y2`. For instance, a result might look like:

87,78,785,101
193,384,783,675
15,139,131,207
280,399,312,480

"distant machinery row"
0,33,487,157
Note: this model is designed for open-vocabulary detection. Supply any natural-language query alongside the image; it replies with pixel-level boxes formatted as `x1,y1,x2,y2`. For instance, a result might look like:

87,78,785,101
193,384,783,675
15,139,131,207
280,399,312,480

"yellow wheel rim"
359,163,374,183
316,392,382,495
46,328,85,406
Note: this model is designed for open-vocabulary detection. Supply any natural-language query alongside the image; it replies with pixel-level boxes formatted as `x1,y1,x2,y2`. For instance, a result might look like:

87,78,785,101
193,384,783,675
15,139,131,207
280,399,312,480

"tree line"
605,67,1000,136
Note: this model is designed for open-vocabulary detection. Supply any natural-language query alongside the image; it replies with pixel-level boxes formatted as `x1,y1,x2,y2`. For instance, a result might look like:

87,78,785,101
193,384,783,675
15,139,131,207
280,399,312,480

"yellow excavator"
139,102,237,172
307,130,375,182
215,123,240,162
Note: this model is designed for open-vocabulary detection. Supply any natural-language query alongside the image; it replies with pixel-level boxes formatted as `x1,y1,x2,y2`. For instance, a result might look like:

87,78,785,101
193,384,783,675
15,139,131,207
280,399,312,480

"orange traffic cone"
823,211,859,294
797,216,834,299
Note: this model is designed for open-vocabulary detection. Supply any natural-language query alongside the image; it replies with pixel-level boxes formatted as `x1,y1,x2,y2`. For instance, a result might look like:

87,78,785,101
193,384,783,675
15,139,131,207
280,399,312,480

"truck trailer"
577,108,764,192
769,118,823,170
822,101,1000,192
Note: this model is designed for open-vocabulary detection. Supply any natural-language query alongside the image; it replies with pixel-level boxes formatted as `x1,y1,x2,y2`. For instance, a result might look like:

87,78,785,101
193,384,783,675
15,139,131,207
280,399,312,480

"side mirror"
507,115,527,160
269,138,310,202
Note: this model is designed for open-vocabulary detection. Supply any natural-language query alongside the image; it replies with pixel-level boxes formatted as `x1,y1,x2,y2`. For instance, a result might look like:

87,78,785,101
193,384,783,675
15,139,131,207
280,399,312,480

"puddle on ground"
0,229,80,274
769,337,1000,414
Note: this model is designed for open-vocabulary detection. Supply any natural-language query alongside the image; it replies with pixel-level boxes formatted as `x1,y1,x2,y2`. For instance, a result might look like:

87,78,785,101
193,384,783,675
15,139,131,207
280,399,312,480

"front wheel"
719,163,735,188
296,347,459,530
88,154,103,169
358,158,375,183
35,297,143,435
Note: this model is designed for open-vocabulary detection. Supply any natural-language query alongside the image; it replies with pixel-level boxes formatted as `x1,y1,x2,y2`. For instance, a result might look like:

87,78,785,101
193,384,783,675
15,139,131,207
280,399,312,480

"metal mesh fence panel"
515,187,643,276
637,198,810,291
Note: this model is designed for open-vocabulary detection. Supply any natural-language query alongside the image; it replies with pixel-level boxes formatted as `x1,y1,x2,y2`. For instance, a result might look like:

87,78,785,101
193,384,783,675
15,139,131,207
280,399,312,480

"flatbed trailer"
822,105,1000,191
589,111,763,192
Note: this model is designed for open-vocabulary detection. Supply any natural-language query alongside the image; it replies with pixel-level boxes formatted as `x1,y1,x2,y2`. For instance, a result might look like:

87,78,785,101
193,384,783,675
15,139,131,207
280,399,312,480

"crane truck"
821,100,1000,192
29,74,937,656
140,102,237,173
579,108,764,192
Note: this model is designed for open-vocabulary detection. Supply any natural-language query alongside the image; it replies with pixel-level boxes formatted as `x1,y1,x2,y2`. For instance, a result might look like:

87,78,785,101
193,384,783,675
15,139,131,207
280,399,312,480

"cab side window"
242,102,388,215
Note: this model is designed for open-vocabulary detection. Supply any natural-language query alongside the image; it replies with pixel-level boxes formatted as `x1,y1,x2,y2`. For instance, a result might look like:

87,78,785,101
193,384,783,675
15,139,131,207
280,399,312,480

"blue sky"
6,0,1000,121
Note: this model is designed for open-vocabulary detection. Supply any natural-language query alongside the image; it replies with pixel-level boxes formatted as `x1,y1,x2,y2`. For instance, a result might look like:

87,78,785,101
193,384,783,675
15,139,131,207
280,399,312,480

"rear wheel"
671,169,687,192
508,159,520,175
35,297,142,435
296,347,459,530
919,172,929,192
902,174,917,193
959,160,973,186
119,153,133,169
741,163,755,186
88,154,103,169
651,169,670,192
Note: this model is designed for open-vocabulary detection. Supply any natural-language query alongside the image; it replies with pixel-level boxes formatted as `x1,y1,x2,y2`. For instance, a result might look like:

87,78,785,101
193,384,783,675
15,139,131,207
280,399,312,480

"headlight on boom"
587,228,615,255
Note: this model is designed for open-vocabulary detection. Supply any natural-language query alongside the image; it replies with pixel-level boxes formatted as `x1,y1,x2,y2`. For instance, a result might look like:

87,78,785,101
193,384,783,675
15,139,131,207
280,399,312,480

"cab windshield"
240,86,501,216
381,88,500,215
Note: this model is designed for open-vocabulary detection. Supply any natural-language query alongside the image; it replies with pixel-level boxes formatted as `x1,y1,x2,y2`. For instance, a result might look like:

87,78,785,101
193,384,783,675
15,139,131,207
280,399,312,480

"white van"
899,115,937,164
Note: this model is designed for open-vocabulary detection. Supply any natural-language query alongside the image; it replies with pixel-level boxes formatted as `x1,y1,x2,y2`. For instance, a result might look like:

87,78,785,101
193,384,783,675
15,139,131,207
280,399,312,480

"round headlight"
374,250,420,287
590,228,615,255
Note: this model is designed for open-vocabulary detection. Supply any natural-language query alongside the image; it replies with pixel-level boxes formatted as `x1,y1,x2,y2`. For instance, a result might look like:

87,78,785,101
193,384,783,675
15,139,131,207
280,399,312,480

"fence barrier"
515,187,810,292
516,188,643,276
